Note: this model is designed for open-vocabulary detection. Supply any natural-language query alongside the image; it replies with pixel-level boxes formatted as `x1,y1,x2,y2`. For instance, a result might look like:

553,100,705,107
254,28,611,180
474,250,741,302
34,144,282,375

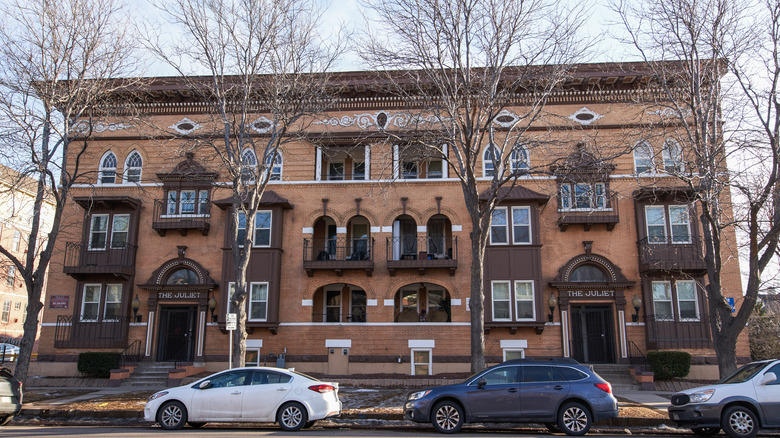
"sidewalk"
14,381,679,431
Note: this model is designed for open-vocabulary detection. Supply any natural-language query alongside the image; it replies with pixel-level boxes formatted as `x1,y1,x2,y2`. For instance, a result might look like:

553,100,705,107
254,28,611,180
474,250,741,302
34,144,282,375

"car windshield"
716,362,767,384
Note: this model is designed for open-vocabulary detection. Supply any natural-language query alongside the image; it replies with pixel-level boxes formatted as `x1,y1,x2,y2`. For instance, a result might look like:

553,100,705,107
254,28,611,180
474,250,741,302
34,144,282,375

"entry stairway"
589,363,641,393
123,362,177,387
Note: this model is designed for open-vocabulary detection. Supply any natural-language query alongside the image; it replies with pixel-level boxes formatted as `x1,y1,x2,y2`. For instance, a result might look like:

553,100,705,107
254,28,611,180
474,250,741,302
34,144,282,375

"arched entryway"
549,242,635,363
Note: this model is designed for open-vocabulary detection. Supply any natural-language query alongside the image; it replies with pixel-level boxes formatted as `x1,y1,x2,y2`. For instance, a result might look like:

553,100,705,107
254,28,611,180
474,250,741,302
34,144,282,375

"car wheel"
722,406,759,438
277,402,308,432
157,401,187,430
692,427,721,436
546,422,563,433
431,400,464,434
188,422,207,428
0,416,11,426
557,402,592,436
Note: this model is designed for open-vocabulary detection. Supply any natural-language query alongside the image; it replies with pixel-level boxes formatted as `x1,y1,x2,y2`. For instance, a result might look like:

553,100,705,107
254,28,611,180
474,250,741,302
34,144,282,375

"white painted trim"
301,299,313,307
365,145,371,180
246,339,263,348
336,227,347,234
561,310,569,358
367,299,378,306
145,311,155,357
408,339,435,348
41,323,63,327
128,322,148,327
280,322,470,327
302,227,314,234
451,299,462,306
197,311,205,357
383,299,395,306
625,322,646,326
381,226,393,233
619,310,627,359
315,147,322,181
370,226,381,233
452,225,462,232
417,226,427,233
326,339,352,348
500,339,528,349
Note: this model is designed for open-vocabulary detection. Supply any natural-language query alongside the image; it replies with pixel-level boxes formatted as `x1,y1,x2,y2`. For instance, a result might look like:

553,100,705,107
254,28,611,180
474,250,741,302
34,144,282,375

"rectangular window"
401,161,418,179
328,162,344,180
427,159,443,178
574,183,592,209
0,301,9,323
669,206,692,243
353,161,366,180
166,191,178,215
325,290,341,322
401,289,418,313
490,207,508,245
14,302,21,311
503,349,525,361
492,281,512,321
248,283,269,321
254,211,272,247
512,206,531,244
103,284,122,320
237,213,247,244
677,280,700,320
12,231,20,252
81,284,101,321
652,281,674,320
89,214,109,250
110,214,130,249
560,183,572,209
198,190,209,214
595,183,607,208
245,349,261,366
351,290,367,322
645,206,668,243
180,190,196,214
411,349,432,376
514,281,535,320
6,266,15,287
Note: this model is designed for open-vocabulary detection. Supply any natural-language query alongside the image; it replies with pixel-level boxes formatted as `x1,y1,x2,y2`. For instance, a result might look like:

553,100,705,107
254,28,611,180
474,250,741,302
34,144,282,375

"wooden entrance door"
157,306,196,362
570,305,615,363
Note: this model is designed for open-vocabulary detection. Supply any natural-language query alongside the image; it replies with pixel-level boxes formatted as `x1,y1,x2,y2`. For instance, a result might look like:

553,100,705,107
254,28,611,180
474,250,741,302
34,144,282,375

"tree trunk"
14,283,43,387
468,229,486,373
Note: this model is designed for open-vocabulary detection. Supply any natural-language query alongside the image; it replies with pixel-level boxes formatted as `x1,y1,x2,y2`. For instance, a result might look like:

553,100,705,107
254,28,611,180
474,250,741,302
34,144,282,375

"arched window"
242,149,258,184
569,264,608,282
165,268,199,285
662,139,684,173
265,151,283,181
483,145,500,177
510,143,529,175
634,141,653,174
124,151,143,183
99,152,117,184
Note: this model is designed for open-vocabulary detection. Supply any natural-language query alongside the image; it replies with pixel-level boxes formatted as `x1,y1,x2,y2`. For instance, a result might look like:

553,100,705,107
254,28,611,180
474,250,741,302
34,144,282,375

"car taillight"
309,384,335,393
595,382,612,394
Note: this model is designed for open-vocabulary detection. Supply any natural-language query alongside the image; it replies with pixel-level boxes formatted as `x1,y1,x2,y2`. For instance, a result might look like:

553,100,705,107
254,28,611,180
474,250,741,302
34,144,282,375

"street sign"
226,313,237,330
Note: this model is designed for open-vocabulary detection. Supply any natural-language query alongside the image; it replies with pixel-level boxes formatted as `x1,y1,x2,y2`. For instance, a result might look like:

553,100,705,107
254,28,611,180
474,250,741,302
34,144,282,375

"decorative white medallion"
568,107,603,125
169,117,202,135
493,109,520,127
72,121,134,134
314,111,446,130
250,116,274,134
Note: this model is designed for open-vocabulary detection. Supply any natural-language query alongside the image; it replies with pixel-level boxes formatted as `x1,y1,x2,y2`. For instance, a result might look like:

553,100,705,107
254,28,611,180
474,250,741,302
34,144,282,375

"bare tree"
0,0,139,386
612,0,780,377
360,0,586,372
146,0,344,367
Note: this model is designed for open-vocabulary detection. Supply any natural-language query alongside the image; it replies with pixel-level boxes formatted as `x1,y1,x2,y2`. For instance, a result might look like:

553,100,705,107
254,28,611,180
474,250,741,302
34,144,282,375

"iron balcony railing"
303,237,374,262
54,314,130,348
152,199,211,235
63,241,137,277
385,236,457,261
637,237,707,272
557,191,620,231
313,313,367,323
644,314,712,349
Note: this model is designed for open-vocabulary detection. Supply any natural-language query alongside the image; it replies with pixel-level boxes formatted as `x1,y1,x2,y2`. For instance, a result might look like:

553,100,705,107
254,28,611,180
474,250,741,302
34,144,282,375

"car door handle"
554,385,565,390
507,388,518,393
231,391,242,395
277,388,288,391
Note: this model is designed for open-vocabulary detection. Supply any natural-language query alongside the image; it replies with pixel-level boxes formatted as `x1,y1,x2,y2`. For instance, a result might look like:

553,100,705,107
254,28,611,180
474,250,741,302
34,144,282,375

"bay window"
559,182,606,210
645,205,692,244
652,279,700,321
237,211,272,247
490,207,508,244
80,283,124,322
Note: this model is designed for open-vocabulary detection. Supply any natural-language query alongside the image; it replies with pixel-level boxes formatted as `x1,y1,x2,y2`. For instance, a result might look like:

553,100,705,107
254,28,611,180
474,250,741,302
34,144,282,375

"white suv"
668,359,780,438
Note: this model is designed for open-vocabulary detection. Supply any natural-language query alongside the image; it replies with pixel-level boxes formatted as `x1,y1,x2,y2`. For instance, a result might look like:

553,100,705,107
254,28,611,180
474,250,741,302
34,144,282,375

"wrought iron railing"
303,237,374,262
645,314,712,349
312,313,367,323
119,340,143,367
385,236,457,261
628,341,648,370
54,314,130,348
637,237,706,271
63,241,137,274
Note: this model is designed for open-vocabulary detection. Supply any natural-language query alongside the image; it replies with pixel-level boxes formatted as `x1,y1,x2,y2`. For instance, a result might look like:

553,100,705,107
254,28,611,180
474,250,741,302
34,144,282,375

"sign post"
226,313,237,369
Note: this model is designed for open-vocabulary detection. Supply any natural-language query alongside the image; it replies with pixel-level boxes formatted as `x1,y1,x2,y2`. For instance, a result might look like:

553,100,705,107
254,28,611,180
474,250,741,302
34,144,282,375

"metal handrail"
628,341,648,370
119,340,142,367
303,237,374,261
385,236,457,261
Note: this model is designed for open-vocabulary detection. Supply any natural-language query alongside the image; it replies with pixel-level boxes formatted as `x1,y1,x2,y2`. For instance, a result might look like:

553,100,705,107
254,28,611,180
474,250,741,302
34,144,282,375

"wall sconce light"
632,295,642,322
208,293,218,322
131,294,142,322
548,294,558,322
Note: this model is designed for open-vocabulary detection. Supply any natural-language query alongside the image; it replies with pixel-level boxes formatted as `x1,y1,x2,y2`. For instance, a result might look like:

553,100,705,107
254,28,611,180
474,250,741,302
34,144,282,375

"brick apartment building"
34,61,748,378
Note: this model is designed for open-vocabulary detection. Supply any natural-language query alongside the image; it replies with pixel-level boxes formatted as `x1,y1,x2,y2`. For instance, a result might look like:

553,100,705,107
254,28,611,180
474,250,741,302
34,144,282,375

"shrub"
647,351,691,380
77,352,120,378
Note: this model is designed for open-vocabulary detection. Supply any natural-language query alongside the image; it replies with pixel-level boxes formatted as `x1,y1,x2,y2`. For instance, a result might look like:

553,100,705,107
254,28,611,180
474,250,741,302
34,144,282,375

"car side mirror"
198,380,213,389
477,378,487,389
760,372,777,385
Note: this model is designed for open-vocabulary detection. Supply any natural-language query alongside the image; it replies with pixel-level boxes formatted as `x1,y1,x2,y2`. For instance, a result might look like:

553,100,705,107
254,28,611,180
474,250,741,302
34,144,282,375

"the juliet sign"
566,290,614,298
157,292,203,300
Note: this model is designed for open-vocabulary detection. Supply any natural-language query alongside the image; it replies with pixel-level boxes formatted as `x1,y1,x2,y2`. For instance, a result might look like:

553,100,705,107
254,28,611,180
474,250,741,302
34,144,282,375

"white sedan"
144,367,341,430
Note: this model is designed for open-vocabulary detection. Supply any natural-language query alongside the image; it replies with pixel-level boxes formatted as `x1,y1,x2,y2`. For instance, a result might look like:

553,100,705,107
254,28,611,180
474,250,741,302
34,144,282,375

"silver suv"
668,359,780,438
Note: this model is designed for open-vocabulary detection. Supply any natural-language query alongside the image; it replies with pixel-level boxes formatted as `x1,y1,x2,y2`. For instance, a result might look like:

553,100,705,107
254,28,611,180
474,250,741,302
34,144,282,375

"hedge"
77,352,120,378
647,351,691,380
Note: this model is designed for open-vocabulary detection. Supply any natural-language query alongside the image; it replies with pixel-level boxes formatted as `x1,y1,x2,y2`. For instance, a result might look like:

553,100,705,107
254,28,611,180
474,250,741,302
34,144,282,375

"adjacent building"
35,62,748,379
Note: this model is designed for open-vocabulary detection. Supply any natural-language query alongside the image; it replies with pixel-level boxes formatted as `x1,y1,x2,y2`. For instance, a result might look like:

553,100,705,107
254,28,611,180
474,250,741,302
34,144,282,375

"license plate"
0,396,10,403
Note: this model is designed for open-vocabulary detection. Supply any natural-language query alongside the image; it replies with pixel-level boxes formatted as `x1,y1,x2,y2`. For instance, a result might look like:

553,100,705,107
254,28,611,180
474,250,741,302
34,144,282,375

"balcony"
303,237,374,277
644,314,712,350
54,314,130,348
152,199,211,236
385,236,458,276
63,242,137,279
637,237,707,273
557,192,619,231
